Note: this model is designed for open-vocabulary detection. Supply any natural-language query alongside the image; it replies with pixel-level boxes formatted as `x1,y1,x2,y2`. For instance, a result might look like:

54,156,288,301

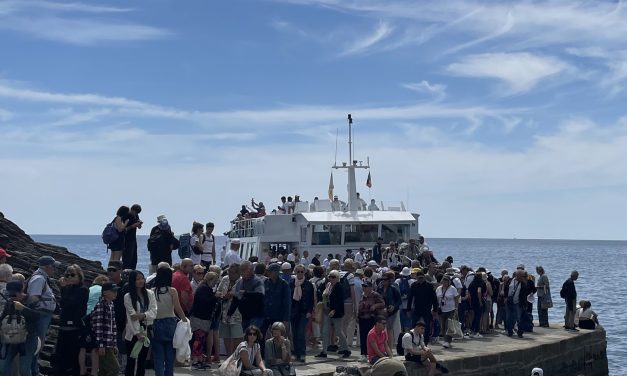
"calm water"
32,235,626,375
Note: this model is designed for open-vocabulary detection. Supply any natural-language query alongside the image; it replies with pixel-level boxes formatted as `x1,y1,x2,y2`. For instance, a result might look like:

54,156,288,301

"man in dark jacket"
261,263,292,341
406,270,438,344
561,270,579,330
234,260,265,331
372,237,383,264
505,270,529,337
147,215,179,274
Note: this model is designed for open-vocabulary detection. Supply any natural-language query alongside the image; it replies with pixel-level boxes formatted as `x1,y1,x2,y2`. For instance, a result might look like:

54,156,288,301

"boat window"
381,224,410,243
311,224,342,245
344,224,379,244
300,227,307,243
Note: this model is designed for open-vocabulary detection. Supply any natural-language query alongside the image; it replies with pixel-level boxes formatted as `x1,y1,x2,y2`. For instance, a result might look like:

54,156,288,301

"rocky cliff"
0,216,106,374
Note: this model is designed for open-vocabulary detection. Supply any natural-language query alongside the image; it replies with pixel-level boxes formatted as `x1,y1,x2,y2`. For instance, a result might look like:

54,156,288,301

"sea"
31,235,625,375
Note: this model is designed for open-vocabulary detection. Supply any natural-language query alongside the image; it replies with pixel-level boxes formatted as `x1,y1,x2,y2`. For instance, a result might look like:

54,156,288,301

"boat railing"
228,217,265,238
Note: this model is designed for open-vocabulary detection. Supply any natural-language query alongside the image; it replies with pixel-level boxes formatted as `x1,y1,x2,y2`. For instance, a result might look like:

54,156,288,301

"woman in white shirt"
233,325,274,376
435,275,459,349
123,270,158,376
577,300,598,329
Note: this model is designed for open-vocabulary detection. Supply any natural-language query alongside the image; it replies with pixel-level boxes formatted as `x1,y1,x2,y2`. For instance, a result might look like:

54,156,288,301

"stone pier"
161,324,607,376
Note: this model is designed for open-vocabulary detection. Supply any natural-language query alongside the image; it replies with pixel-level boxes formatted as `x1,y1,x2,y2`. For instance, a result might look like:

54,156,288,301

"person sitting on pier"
368,199,379,211
576,300,598,330
402,320,449,375
366,316,392,364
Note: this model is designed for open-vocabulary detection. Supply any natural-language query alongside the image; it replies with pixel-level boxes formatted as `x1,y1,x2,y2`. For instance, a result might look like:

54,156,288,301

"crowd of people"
0,215,600,376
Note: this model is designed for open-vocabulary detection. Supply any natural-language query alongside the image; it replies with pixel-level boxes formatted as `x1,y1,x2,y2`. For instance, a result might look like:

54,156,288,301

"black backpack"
339,273,351,300
396,331,413,356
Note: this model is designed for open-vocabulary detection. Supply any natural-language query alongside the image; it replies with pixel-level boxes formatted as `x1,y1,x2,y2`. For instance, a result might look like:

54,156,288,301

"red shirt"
171,270,193,313
367,327,388,363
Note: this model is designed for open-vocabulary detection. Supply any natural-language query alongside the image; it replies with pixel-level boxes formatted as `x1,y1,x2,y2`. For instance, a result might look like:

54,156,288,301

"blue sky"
1,0,626,240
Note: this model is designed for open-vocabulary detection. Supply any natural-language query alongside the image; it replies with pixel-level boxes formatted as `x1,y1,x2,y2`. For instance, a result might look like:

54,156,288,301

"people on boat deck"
356,192,367,210
368,199,379,211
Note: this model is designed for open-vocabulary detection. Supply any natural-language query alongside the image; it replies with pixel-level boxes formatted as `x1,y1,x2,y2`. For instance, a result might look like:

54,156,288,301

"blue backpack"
178,234,192,260
101,220,118,246
399,276,411,298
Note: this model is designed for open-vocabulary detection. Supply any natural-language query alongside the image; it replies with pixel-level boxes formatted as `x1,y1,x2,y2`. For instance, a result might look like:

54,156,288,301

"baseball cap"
0,247,11,258
101,282,119,293
281,262,292,271
38,256,60,267
531,368,543,376
267,263,281,273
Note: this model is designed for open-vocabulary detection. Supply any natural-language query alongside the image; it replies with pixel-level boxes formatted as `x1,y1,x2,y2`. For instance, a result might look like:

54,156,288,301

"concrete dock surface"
145,324,607,376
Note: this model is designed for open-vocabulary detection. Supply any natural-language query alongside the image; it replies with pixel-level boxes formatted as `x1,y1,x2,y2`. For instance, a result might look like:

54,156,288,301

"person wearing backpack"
53,264,89,376
148,216,179,274
395,267,414,332
0,280,39,376
561,270,579,331
377,271,402,349
122,204,143,270
401,321,449,375
339,259,358,349
25,255,60,376
108,206,131,263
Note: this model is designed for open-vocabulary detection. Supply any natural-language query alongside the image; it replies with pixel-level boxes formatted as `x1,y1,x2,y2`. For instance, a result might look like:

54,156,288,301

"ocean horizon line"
31,234,627,243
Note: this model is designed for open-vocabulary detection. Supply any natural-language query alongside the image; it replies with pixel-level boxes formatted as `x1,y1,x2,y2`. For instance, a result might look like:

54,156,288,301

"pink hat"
0,248,11,258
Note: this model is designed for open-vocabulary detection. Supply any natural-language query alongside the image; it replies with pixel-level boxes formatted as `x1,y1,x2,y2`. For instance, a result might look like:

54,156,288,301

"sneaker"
359,355,368,363
517,330,523,338
341,350,352,358
191,362,207,370
315,352,327,358
442,341,451,348
470,333,483,339
327,345,339,352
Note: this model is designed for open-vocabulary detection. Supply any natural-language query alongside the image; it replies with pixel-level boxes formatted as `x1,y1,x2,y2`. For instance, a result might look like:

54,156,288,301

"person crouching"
91,282,120,376
402,321,449,375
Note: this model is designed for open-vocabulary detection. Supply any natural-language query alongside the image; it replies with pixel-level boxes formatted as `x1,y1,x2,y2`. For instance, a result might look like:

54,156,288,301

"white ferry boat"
226,115,420,261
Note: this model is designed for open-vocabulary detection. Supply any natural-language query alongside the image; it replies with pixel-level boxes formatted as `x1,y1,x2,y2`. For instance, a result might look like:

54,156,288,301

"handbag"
446,311,463,339
541,293,553,309
314,302,324,323
218,353,241,376
153,317,177,342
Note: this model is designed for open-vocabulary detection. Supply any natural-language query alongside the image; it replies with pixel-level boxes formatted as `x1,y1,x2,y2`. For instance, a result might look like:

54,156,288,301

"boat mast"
333,114,369,211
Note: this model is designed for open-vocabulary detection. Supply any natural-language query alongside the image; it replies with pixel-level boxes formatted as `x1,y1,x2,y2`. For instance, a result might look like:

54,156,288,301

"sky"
1,0,626,240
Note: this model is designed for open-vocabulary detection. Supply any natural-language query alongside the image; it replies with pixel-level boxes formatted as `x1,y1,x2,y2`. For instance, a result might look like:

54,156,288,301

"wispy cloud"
447,52,570,94
340,21,393,56
401,80,446,100
0,80,521,129
0,0,170,45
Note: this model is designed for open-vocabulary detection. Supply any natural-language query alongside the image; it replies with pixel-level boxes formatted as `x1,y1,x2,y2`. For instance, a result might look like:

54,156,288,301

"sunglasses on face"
296,271,305,274
328,276,337,279
65,273,76,278
247,332,257,336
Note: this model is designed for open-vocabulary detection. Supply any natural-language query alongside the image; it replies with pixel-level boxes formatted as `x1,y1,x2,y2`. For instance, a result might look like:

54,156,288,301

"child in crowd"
91,282,119,376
